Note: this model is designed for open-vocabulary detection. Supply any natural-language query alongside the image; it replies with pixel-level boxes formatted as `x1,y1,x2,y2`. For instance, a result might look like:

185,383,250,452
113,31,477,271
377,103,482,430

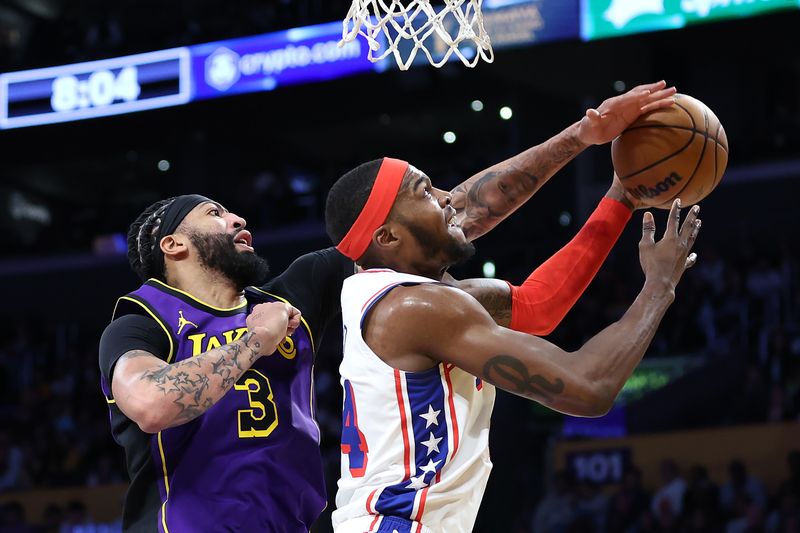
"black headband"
147,194,211,278
158,194,212,241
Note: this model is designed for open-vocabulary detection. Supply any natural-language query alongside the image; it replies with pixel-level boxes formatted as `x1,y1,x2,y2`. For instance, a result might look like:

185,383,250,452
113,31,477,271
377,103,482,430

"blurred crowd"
0,334,125,492
0,320,125,531
519,454,800,533
0,499,119,533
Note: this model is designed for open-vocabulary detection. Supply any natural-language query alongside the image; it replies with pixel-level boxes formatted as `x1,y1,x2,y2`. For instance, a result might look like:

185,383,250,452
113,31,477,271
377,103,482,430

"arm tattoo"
453,169,540,239
241,331,262,355
448,276,512,326
138,331,264,426
482,355,564,402
141,358,214,425
546,132,585,170
452,129,585,240
470,289,512,325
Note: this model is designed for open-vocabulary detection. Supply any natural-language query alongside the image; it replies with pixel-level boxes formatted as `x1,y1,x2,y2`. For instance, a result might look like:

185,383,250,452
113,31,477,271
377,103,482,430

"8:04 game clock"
0,48,191,129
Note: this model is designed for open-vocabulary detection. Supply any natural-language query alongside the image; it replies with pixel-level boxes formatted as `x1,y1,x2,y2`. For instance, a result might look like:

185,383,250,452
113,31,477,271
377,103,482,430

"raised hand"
286,304,302,337
245,302,294,356
578,80,677,146
638,199,702,293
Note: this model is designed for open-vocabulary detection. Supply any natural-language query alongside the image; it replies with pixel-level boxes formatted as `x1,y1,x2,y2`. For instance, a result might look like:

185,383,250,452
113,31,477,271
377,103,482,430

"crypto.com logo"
205,47,241,92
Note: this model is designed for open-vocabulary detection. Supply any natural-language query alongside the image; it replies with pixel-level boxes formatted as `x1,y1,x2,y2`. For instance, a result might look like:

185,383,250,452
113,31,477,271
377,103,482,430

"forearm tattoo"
137,331,262,426
452,168,539,239
482,355,564,402
547,131,585,170
451,131,584,240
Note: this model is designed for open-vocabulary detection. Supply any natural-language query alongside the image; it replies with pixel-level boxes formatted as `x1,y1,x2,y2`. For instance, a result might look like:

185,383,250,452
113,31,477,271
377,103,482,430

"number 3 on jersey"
234,369,278,438
341,379,369,477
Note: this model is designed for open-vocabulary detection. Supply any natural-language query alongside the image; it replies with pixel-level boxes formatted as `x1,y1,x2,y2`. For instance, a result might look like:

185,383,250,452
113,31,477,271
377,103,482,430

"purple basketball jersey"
105,279,324,532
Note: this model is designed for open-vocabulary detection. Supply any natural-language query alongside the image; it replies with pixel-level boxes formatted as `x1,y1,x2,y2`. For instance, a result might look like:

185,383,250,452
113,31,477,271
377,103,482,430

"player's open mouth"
446,208,459,228
233,230,254,251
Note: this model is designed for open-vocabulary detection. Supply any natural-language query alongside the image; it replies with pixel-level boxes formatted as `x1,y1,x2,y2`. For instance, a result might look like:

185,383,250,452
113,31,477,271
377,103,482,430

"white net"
340,0,494,71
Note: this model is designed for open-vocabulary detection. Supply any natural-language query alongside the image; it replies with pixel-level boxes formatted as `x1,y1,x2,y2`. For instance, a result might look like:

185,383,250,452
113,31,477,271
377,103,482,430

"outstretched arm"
376,201,700,417
450,81,675,241
452,178,633,333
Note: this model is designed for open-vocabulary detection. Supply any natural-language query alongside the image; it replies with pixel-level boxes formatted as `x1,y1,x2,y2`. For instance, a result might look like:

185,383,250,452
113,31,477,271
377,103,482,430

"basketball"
612,93,729,209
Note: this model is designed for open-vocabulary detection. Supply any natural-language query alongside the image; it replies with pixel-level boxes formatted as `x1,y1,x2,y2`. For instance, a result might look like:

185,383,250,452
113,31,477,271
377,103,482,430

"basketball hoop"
340,0,494,71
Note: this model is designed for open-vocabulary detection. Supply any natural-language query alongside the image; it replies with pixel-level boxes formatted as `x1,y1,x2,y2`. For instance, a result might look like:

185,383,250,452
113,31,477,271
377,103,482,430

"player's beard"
189,232,270,291
402,218,475,268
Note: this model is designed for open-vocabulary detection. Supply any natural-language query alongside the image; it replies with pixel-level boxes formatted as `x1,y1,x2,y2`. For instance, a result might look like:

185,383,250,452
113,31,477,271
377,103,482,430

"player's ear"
372,223,401,250
160,234,189,259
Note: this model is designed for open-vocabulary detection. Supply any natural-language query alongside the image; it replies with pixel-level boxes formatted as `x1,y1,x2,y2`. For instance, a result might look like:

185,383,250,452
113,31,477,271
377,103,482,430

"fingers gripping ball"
612,94,728,209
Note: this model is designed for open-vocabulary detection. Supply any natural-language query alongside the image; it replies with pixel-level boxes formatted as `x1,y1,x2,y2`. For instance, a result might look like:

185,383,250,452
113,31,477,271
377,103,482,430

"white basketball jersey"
333,270,496,533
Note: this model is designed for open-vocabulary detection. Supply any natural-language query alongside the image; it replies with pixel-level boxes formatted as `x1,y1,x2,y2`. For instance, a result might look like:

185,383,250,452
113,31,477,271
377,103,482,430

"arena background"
0,1,798,531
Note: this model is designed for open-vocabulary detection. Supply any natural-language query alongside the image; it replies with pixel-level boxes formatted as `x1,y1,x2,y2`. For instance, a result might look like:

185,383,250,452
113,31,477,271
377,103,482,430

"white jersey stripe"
397,370,415,482
442,365,460,467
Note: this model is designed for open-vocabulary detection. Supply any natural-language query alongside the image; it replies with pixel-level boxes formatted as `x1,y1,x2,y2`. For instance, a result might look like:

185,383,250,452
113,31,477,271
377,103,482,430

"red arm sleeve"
508,197,632,335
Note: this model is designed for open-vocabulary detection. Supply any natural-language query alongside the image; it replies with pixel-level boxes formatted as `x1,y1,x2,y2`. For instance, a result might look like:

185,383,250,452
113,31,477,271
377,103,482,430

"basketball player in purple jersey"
98,82,675,532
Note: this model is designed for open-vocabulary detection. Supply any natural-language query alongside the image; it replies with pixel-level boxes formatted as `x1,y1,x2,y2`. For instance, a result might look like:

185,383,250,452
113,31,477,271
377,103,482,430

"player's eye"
209,208,221,216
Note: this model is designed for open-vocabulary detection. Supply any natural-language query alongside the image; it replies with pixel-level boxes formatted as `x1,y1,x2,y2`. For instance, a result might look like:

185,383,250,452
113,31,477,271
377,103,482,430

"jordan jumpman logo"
177,310,199,335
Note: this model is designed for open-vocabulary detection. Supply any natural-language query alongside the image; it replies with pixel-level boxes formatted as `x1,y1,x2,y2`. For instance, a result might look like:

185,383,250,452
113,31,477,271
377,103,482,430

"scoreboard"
1,49,191,129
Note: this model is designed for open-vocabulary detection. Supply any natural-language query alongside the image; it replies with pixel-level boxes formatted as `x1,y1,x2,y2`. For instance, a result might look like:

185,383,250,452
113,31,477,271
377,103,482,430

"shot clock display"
0,48,191,129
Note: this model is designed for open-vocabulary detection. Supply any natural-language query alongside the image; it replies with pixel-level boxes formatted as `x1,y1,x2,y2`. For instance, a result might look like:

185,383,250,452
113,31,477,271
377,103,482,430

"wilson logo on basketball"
626,172,683,200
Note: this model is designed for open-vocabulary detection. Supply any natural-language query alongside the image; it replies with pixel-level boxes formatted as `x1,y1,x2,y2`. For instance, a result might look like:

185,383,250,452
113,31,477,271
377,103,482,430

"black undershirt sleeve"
99,314,171,384
261,247,354,343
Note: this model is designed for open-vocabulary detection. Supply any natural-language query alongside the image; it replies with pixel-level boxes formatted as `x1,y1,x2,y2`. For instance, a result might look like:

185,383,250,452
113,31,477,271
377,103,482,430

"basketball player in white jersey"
324,158,701,533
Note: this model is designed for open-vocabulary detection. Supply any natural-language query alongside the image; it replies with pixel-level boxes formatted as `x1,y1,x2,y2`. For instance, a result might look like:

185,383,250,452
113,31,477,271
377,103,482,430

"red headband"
336,158,409,261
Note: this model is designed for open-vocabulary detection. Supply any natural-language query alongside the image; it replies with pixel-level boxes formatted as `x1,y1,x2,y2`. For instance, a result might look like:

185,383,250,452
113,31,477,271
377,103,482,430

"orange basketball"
611,93,729,209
